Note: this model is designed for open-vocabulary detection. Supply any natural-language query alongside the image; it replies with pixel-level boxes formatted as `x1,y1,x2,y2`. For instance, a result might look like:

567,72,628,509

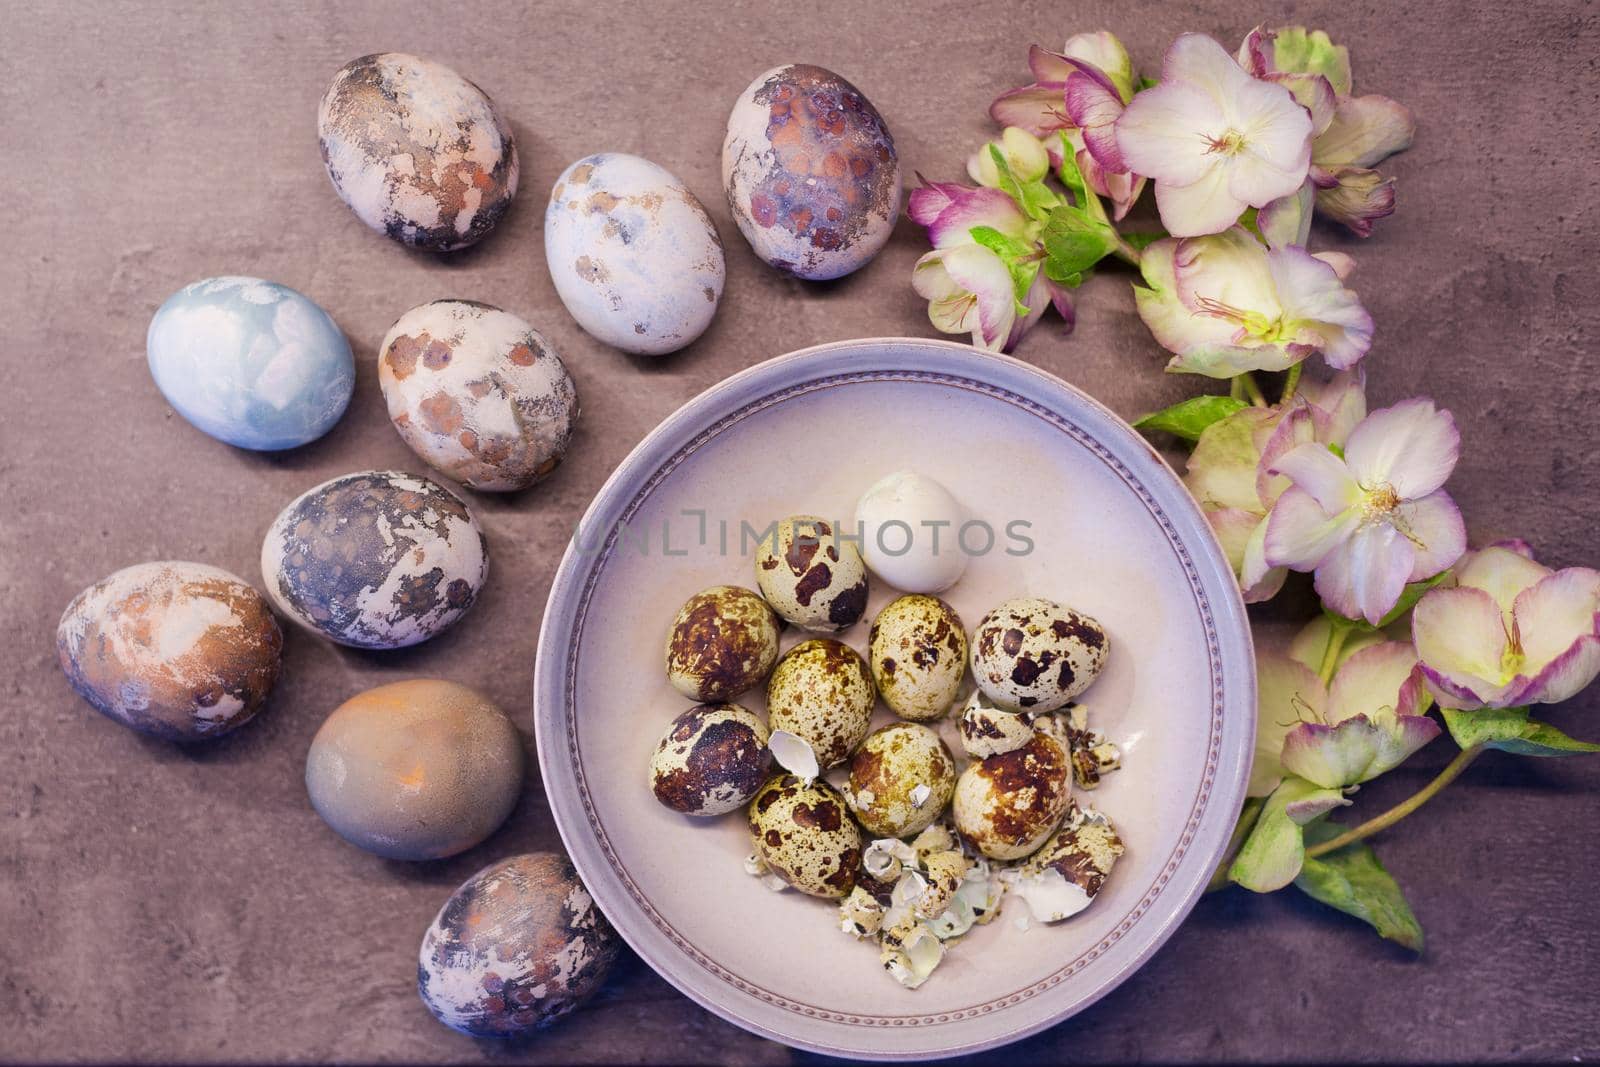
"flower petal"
1028,44,1077,83
1287,615,1386,675
1267,244,1373,368
1240,516,1289,602
1251,653,1328,796
1457,545,1551,614
1281,717,1381,788
1314,522,1414,625
1412,586,1511,709
1117,85,1227,188
1262,26,1353,98
1394,490,1466,582
1228,76,1314,201
1186,405,1279,511
1004,266,1054,351
989,83,1071,137
1269,71,1337,137
1513,568,1600,692
1313,167,1397,237
906,180,962,227
1360,707,1441,781
1343,398,1460,498
1327,641,1420,724
1269,442,1360,513
1314,95,1416,169
1062,31,1136,100
1065,71,1128,171
1133,238,1246,354
1300,367,1367,446
1173,226,1280,312
1256,403,1316,507
1257,181,1314,249
1230,776,1348,891
1264,486,1360,569
925,187,1032,248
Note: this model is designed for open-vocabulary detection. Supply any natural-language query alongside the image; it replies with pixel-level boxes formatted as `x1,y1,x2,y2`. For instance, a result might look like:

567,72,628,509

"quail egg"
842,723,956,838
952,733,1073,860
748,775,863,898
663,585,781,701
765,638,874,772
868,594,967,721
649,703,772,816
754,516,868,632
957,690,1035,759
969,597,1109,711
854,470,968,593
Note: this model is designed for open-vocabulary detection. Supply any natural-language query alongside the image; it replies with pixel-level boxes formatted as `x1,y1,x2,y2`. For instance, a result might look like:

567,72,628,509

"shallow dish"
534,338,1255,1059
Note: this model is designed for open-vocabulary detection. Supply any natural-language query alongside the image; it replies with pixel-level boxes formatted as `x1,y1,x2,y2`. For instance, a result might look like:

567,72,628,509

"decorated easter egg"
261,471,488,649
306,679,525,861
544,153,725,355
378,300,580,491
56,561,282,741
146,277,354,450
318,53,518,251
722,65,901,279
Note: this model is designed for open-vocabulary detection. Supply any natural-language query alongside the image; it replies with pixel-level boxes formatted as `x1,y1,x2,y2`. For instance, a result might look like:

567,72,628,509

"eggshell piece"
306,679,524,860
649,703,772,816
664,585,781,701
748,774,863,898
957,690,1034,759
55,561,282,741
379,300,579,491
843,723,957,838
261,470,488,649
952,733,1073,860
418,852,619,1037
868,594,968,721
544,153,725,355
318,53,518,251
754,516,869,632
722,64,901,280
765,638,875,770
969,597,1109,712
146,277,354,451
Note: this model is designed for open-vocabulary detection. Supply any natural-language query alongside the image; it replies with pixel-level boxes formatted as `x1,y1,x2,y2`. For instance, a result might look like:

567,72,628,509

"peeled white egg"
854,471,969,593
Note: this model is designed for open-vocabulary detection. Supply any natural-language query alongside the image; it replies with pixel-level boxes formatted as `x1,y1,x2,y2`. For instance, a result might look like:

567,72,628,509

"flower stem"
1317,620,1351,686
1282,362,1303,403
1304,744,1487,858
1240,372,1268,407
1111,233,1143,267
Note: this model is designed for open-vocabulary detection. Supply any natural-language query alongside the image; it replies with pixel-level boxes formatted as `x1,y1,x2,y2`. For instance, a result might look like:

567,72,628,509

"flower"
907,179,1032,249
911,244,1065,353
1413,542,1600,709
1134,226,1373,376
1264,398,1467,625
1115,33,1313,237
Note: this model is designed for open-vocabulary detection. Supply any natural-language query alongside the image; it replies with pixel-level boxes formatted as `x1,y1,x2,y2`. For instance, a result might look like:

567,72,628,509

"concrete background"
2,0,1597,1061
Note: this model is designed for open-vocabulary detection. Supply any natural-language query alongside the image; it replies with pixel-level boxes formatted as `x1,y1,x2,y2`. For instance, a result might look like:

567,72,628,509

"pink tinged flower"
1264,399,1468,625
1237,25,1352,99
1250,652,1327,797
907,179,1032,249
1279,642,1440,788
1413,546,1600,709
912,244,1019,351
1115,34,1313,237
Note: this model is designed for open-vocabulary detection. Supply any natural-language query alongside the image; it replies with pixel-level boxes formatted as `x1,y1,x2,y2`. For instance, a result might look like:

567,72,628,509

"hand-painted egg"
649,702,772,816
378,300,580,491
765,638,875,771
261,470,488,649
722,64,901,280
970,597,1109,712
664,585,781,701
868,594,968,721
754,516,869,632
56,561,282,741
318,53,518,251
748,775,862,898
419,852,619,1036
544,153,725,355
306,679,524,860
952,733,1073,860
843,723,957,838
146,277,354,451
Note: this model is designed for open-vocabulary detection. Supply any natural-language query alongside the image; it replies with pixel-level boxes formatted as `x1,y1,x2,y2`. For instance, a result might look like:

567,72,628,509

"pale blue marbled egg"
146,277,356,450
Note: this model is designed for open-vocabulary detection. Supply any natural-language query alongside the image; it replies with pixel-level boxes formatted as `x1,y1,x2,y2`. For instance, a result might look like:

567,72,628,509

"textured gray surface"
2,0,1598,1062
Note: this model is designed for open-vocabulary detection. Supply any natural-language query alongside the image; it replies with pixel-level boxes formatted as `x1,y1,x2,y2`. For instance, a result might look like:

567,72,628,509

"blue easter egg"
146,277,356,450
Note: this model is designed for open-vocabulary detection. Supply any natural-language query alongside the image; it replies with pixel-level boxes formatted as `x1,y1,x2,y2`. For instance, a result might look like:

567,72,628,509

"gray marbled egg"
419,852,619,1037
318,53,518,251
260,470,488,649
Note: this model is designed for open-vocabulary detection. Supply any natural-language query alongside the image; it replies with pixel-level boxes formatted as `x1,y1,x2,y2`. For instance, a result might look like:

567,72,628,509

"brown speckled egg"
649,703,772,816
664,585,781,701
754,516,868,632
305,679,523,860
843,723,957,838
318,53,518,251
261,470,488,649
379,300,579,492
952,733,1073,860
969,597,1109,712
748,775,862,898
766,639,874,771
869,595,968,721
418,852,619,1037
722,65,901,280
55,561,282,741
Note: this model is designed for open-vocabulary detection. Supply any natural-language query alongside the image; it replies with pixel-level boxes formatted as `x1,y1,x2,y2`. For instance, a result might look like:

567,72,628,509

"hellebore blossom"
1115,33,1312,237
1135,226,1373,376
1413,542,1600,709
1264,398,1467,625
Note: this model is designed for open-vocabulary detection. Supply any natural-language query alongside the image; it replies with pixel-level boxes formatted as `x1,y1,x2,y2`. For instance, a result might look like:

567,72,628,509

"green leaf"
1055,137,1089,204
1041,205,1118,281
1122,231,1166,251
1442,707,1600,756
967,225,1032,262
1134,395,1249,443
1230,777,1347,892
1323,571,1453,633
1295,823,1424,952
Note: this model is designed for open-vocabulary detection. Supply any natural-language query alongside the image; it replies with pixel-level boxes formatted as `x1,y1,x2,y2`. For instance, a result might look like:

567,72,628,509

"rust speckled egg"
952,733,1073,860
55,561,282,741
379,300,579,491
843,723,957,838
969,597,1109,712
748,775,863,898
419,852,619,1037
754,516,869,632
305,679,524,860
649,703,772,816
664,585,781,701
722,64,901,280
765,638,875,771
261,470,488,649
318,53,518,252
868,594,968,721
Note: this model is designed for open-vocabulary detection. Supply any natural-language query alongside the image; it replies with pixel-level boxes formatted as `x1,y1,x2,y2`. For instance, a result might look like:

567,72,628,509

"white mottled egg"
957,690,1035,759
868,594,967,721
754,516,868,632
649,703,772,816
748,775,863,898
843,723,957,838
952,733,1073,860
544,153,724,355
854,471,968,593
970,597,1109,712
766,639,874,771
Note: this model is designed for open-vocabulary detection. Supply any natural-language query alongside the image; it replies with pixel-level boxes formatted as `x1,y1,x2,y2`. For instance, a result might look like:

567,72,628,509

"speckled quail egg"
957,690,1035,759
765,638,874,771
952,733,1073,860
748,774,863,898
969,597,1109,712
843,723,957,838
868,594,967,721
1009,806,1125,922
754,516,868,632
663,585,781,701
649,703,772,816
418,852,619,1037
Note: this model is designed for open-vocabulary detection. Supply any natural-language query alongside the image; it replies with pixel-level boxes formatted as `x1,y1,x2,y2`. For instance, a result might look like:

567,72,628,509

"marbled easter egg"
56,561,282,741
146,277,355,451
419,852,619,1037
722,65,901,280
378,300,580,491
260,470,488,649
318,53,518,251
544,153,724,355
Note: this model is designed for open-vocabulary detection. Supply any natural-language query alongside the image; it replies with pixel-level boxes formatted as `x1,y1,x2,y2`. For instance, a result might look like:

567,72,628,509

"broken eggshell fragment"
649,702,772,816
1007,806,1125,923
544,153,725,355
958,689,1036,758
